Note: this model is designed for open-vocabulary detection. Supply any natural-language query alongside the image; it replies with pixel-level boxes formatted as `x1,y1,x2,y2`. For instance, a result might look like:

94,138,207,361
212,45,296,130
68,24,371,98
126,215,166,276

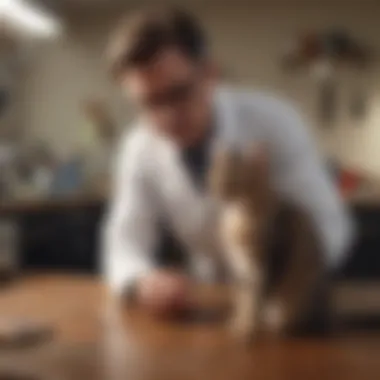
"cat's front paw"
229,315,258,344
262,298,293,336
261,299,289,336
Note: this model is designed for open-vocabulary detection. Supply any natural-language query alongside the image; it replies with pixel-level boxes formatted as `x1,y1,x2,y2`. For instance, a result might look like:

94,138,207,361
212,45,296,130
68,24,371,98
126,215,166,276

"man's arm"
102,133,157,297
266,102,354,268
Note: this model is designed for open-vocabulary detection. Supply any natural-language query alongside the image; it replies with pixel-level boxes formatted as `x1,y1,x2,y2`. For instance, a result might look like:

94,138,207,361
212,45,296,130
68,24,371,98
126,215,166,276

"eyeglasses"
140,77,200,111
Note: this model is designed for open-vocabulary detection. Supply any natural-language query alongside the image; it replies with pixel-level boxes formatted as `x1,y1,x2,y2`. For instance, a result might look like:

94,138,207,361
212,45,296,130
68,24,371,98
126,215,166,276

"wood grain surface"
0,275,379,380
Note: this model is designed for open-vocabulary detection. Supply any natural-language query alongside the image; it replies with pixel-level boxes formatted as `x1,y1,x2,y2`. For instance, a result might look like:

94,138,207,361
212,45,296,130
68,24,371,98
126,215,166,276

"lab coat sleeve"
102,133,157,296
266,103,354,268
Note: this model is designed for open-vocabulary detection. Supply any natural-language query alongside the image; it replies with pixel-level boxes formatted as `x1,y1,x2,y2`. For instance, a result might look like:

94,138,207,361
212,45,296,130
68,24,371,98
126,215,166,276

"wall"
22,3,380,173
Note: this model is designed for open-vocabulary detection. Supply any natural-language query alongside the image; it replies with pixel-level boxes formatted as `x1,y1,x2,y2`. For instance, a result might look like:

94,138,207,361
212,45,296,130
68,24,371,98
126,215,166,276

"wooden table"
1,276,380,380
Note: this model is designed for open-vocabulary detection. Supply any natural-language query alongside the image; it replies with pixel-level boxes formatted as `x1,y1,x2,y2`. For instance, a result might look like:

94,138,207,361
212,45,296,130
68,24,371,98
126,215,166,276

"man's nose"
161,108,182,127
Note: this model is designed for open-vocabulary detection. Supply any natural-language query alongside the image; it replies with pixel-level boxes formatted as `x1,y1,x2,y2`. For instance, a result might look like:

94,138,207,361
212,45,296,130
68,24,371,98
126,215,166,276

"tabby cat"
208,144,324,341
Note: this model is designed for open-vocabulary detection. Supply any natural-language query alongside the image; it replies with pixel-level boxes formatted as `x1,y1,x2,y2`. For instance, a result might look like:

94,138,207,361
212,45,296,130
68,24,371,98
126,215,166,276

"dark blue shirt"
154,127,214,269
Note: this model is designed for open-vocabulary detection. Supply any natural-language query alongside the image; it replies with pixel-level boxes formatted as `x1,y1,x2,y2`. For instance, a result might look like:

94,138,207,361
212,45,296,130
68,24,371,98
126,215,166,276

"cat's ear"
244,143,268,166
243,143,270,187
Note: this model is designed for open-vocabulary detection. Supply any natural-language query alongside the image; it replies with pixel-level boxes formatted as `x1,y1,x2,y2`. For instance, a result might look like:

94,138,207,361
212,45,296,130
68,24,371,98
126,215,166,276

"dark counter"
1,197,380,280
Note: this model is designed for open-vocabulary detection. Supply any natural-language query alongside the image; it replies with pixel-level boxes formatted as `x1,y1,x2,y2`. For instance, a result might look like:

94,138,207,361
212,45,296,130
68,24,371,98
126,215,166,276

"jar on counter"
0,220,19,286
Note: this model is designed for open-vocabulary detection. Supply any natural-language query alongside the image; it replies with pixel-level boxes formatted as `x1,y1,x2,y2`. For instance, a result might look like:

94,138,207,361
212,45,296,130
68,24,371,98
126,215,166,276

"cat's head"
208,143,270,203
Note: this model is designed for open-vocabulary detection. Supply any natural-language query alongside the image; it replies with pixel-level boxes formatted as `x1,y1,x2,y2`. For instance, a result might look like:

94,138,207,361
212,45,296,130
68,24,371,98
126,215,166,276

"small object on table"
0,318,54,349
0,372,39,380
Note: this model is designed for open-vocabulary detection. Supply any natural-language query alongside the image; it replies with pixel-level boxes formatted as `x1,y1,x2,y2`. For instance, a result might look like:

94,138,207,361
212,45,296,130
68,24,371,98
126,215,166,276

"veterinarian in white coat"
102,7,353,314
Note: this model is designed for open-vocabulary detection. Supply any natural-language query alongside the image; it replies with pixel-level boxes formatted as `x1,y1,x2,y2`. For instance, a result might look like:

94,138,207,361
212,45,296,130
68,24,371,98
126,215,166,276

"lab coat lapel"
154,134,207,249
155,86,238,252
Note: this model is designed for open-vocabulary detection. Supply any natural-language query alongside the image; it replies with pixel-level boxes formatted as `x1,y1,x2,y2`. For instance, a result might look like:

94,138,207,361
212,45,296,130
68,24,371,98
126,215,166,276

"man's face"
121,48,216,147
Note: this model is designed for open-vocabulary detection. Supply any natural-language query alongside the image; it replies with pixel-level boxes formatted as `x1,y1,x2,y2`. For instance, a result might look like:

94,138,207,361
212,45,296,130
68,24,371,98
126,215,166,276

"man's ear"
205,60,220,81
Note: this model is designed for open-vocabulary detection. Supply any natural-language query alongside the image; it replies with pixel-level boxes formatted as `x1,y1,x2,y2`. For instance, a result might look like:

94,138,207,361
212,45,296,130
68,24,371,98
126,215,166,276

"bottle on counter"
0,220,19,286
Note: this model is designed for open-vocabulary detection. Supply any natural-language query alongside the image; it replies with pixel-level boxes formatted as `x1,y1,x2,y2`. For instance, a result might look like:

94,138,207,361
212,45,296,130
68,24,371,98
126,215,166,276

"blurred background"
1,0,380,326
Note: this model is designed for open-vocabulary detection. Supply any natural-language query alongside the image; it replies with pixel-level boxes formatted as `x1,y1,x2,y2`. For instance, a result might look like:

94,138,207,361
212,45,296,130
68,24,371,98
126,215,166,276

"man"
102,7,353,317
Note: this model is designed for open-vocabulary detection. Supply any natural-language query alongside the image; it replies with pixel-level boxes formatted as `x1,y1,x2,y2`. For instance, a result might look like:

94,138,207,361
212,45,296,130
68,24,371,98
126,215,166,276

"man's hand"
136,270,192,317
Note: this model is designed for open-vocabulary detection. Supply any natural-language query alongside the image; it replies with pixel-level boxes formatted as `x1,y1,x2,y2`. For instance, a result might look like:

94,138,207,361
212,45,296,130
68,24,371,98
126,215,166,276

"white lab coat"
102,85,353,295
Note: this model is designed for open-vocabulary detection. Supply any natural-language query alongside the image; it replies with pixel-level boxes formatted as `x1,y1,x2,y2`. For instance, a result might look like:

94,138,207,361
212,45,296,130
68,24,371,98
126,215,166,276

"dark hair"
108,6,207,79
